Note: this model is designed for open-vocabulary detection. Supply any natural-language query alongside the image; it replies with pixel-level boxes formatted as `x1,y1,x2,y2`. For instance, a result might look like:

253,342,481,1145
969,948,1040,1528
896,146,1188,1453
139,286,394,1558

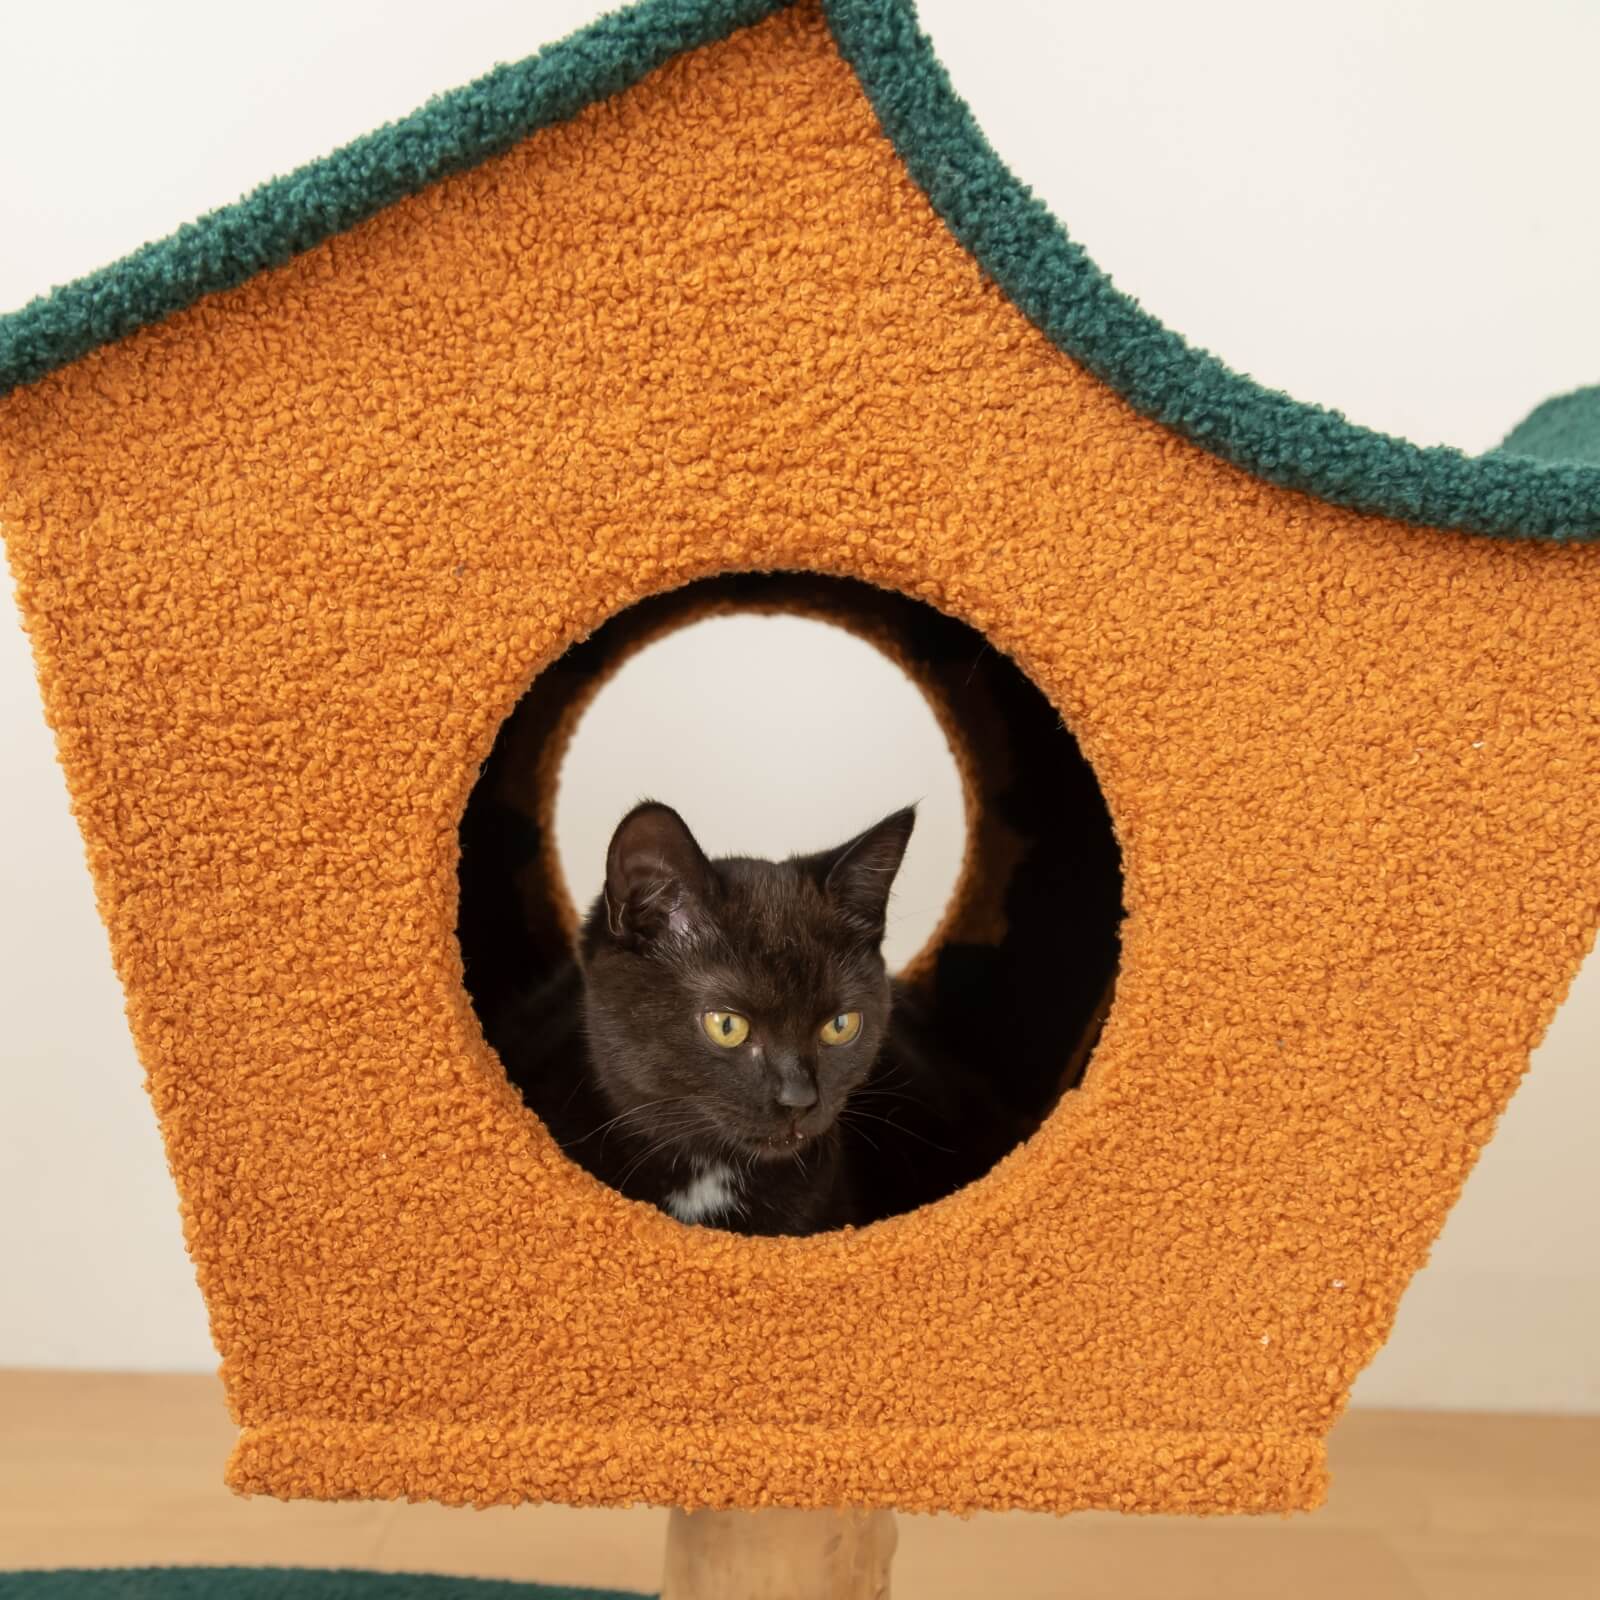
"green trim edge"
1,0,1595,542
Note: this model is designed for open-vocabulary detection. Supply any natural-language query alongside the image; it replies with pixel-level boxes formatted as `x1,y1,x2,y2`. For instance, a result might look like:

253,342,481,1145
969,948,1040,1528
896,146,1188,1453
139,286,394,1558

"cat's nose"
774,1071,819,1111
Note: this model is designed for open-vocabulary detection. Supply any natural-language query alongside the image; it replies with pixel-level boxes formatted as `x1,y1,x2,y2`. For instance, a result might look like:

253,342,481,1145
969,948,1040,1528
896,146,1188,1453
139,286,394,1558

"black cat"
488,802,1027,1235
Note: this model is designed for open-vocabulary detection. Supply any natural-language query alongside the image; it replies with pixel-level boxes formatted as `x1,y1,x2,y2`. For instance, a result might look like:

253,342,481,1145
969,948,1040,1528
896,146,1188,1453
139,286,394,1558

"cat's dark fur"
489,802,1026,1235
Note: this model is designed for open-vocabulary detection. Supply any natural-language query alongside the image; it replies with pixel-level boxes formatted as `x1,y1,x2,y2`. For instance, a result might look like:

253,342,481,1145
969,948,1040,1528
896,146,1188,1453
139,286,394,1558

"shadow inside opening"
457,573,1123,1232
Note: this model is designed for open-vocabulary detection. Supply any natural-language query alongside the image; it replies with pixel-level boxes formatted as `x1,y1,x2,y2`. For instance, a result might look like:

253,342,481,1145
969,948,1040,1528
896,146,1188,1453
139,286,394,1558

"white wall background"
1,0,1595,1408
552,617,970,975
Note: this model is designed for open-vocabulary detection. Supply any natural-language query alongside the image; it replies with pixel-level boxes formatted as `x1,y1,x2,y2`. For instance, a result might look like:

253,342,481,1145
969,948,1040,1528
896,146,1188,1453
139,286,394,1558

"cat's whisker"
836,1110,881,1153
720,1132,759,1180
616,1126,699,1190
861,1062,914,1089
608,1110,708,1181
568,1096,684,1148
848,1083,921,1110
840,1106,955,1155
576,1100,707,1152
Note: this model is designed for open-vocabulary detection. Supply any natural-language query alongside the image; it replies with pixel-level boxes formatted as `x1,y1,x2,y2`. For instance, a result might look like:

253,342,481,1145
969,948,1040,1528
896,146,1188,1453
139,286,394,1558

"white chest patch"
664,1163,745,1225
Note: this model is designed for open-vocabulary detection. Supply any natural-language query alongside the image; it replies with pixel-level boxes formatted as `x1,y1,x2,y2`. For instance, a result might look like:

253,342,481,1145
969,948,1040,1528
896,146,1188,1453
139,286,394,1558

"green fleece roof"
1,0,1595,541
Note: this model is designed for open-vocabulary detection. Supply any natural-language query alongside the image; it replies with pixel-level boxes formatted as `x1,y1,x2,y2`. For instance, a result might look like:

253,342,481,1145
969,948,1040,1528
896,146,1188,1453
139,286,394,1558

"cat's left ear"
603,802,716,951
812,806,915,941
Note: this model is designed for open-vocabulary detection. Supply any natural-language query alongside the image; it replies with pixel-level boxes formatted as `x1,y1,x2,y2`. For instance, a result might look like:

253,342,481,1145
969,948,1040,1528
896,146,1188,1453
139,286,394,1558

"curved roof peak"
2,0,1595,539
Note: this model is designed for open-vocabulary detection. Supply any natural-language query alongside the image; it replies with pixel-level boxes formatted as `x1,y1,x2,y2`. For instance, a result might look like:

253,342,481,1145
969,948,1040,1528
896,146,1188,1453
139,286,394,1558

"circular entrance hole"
457,573,1123,1234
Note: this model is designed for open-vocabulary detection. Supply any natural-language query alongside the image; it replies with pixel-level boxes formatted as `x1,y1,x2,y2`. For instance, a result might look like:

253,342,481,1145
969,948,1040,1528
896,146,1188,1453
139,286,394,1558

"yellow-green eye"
820,1011,863,1047
702,1011,750,1048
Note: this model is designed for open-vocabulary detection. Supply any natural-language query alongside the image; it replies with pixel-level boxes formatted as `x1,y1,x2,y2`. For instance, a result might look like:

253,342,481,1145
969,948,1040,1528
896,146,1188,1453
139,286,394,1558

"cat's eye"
702,1010,750,1048
820,1011,863,1047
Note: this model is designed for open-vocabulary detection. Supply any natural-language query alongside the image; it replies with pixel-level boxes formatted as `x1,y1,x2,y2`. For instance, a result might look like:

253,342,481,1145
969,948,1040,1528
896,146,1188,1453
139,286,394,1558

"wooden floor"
2,1372,1595,1599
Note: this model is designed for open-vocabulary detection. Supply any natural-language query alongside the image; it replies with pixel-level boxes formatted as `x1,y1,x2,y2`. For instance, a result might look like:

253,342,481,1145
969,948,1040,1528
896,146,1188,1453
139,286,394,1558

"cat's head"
578,801,915,1162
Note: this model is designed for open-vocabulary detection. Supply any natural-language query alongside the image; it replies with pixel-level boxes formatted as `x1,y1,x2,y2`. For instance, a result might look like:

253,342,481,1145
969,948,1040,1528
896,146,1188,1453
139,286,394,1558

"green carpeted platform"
0,1572,648,1600
1495,383,1600,466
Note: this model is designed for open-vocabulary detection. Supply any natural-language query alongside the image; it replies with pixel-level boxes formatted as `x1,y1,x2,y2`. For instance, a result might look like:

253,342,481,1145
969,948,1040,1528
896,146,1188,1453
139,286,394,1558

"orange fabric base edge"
226,1418,1328,1515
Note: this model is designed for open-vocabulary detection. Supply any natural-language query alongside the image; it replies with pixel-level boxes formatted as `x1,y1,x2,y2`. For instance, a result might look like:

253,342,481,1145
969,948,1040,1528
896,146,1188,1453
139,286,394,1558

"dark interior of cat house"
456,572,1124,1226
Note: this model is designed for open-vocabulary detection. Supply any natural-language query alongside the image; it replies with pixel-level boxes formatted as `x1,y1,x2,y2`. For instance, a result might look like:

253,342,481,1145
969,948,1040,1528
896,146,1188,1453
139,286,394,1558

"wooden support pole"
660,1507,897,1600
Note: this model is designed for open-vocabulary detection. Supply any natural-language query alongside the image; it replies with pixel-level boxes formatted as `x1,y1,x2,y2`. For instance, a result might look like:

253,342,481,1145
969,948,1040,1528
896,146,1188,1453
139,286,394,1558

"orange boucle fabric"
1,3,1597,1515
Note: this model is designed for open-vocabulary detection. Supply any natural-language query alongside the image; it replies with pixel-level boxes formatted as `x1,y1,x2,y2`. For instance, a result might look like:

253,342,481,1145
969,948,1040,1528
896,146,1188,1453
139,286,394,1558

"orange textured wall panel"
1,4,1596,1514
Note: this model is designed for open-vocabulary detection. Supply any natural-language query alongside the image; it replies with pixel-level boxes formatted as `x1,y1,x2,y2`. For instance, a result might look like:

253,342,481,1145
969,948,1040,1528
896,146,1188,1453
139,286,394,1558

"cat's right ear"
813,805,916,942
602,802,715,951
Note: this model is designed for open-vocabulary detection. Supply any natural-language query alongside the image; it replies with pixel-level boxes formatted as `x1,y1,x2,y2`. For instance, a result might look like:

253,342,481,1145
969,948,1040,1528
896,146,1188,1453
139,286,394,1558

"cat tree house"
2,0,1597,1541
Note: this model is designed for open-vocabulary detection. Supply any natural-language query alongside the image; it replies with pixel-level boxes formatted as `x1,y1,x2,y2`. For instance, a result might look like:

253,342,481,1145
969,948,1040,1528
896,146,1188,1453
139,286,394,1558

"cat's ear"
814,806,915,941
603,802,715,950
